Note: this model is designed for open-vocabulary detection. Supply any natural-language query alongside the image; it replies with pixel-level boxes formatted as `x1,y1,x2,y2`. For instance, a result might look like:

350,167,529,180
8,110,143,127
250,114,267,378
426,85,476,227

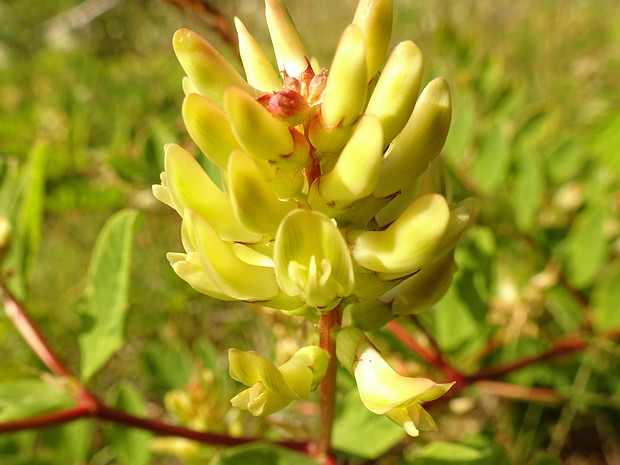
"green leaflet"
79,209,138,381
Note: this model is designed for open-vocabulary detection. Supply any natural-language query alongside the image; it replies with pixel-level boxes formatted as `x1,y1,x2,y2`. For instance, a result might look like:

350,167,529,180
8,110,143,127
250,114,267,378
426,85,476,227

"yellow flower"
336,327,454,436
228,346,328,416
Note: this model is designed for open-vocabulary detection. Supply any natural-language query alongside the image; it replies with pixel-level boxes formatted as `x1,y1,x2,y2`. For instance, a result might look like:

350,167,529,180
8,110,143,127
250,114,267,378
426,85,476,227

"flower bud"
352,0,393,81
374,77,452,198
265,0,308,77
263,89,312,127
225,86,294,162
187,210,280,301
0,217,11,257
312,114,383,206
234,17,282,93
182,93,240,169
321,24,368,128
366,40,424,145
173,29,257,108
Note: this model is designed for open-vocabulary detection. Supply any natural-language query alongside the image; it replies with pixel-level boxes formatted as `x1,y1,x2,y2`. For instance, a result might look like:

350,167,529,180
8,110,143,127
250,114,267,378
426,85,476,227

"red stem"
1,286,71,377
466,328,620,382
386,320,464,386
317,305,342,462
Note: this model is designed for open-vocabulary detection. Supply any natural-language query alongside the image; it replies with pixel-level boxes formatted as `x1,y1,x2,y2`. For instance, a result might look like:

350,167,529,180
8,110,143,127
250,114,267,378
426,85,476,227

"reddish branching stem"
386,320,464,387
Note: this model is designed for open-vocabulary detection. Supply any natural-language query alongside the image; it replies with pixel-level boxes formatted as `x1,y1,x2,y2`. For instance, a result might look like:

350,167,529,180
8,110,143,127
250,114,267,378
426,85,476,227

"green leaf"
434,227,494,353
592,261,620,331
42,419,93,463
2,142,47,298
564,204,607,288
105,384,152,465
412,433,510,465
210,443,316,465
143,341,193,393
332,389,405,459
512,148,544,232
0,379,74,422
79,209,138,380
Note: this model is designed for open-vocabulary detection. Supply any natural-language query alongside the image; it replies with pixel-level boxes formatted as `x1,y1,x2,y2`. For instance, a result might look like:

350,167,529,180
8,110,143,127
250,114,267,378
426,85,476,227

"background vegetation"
1,0,620,464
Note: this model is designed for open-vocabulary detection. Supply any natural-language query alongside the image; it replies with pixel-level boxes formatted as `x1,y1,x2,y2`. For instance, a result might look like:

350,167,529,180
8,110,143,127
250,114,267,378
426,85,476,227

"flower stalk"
317,305,342,460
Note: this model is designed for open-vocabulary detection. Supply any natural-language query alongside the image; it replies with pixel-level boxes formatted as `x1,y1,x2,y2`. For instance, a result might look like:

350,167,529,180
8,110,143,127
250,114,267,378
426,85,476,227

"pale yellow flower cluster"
154,0,469,435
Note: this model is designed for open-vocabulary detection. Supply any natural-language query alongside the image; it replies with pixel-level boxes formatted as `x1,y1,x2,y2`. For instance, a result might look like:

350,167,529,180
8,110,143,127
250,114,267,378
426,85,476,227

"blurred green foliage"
1,0,620,464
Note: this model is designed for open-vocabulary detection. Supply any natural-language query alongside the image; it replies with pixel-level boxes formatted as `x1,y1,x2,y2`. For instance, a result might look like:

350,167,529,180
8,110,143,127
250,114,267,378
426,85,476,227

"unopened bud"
265,89,312,126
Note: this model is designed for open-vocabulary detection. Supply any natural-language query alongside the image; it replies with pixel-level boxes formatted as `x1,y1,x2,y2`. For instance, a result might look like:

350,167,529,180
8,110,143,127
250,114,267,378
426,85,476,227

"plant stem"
1,285,71,377
317,305,342,462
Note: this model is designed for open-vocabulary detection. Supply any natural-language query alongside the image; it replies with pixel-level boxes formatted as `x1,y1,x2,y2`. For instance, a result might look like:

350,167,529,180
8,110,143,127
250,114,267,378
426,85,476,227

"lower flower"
336,327,454,436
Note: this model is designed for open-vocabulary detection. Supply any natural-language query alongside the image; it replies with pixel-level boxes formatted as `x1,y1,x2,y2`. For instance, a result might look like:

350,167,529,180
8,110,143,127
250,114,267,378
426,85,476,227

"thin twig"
162,0,239,58
466,328,620,382
386,320,464,386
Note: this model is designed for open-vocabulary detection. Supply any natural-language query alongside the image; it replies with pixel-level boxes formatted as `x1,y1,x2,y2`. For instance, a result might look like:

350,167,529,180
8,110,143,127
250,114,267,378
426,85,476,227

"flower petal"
188,210,279,301
351,194,450,273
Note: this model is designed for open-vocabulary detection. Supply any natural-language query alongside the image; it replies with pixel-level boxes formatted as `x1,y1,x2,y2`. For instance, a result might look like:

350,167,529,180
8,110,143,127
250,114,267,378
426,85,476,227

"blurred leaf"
210,443,316,465
0,379,74,422
332,389,405,459
590,113,620,178
545,138,586,184
512,149,544,232
435,227,495,352
514,109,550,148
143,341,193,393
79,209,138,380
411,433,510,465
2,142,46,298
592,261,620,331
105,384,152,465
444,92,476,162
529,452,562,465
564,204,607,288
545,286,584,333
469,122,510,193
42,419,93,463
